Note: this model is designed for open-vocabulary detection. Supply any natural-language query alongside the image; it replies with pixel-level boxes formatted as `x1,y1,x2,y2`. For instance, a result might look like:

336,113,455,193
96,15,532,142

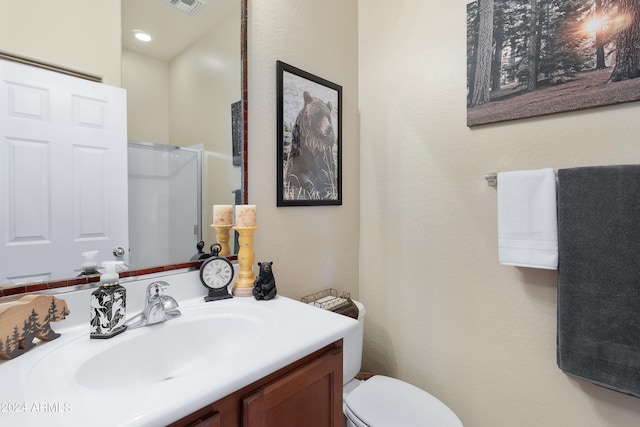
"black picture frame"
277,61,342,206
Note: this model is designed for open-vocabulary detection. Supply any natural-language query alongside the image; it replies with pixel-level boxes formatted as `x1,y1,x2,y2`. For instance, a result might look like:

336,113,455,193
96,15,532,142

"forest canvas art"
467,0,640,126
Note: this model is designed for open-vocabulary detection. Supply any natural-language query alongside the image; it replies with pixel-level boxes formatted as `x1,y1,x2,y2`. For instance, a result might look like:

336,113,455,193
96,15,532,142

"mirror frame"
0,0,248,299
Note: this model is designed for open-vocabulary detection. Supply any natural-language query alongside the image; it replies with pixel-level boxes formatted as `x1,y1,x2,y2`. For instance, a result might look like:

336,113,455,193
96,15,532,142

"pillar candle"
235,205,257,227
213,205,233,225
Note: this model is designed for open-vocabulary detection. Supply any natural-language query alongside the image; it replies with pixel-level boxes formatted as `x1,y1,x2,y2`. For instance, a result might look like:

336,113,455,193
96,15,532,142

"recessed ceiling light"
134,32,152,42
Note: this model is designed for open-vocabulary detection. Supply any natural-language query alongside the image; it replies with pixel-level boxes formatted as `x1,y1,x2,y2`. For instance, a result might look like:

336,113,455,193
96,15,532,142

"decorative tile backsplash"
0,261,200,299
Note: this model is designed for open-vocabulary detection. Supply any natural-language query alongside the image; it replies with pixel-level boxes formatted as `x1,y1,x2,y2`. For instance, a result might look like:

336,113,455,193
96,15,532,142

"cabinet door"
243,346,343,427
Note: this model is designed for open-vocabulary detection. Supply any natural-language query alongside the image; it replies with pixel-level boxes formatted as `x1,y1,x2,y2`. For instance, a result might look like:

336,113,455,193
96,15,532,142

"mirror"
121,0,246,260
0,0,247,288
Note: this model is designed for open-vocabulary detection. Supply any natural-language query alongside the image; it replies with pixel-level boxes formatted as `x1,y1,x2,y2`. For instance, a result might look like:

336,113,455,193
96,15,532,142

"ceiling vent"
168,0,206,15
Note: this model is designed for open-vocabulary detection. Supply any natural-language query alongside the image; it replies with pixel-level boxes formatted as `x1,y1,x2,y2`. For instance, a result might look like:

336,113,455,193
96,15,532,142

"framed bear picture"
277,61,342,206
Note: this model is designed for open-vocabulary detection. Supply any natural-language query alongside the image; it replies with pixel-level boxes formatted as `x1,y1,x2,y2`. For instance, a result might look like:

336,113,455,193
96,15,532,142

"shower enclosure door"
128,141,202,269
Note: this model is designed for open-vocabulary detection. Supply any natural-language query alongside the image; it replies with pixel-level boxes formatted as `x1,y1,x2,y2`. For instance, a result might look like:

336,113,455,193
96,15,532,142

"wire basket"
301,288,358,319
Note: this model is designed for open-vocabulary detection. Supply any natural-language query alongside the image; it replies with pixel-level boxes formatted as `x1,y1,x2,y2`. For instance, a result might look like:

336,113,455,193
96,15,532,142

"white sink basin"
76,310,263,389
28,302,274,391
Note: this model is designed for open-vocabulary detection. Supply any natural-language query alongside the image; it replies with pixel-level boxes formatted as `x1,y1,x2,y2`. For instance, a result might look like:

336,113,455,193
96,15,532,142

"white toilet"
342,301,463,427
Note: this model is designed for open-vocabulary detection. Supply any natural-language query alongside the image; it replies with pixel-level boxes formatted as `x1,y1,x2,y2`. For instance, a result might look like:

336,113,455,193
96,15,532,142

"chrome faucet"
126,281,181,329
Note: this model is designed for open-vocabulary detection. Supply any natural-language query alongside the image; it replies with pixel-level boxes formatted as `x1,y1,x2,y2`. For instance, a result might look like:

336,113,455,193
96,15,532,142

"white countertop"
0,270,358,426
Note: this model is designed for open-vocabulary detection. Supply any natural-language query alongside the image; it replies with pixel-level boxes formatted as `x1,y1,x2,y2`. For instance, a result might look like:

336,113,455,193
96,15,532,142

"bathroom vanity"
0,270,357,426
170,339,343,426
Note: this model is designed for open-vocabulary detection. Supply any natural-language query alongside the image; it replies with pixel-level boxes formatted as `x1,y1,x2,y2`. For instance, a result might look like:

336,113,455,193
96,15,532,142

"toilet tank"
343,300,366,385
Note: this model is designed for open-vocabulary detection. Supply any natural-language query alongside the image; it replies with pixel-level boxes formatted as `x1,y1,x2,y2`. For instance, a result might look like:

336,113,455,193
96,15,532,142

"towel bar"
486,170,558,188
485,172,498,188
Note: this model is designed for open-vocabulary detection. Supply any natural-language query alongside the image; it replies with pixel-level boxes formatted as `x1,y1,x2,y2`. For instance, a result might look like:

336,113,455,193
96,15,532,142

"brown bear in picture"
284,91,337,200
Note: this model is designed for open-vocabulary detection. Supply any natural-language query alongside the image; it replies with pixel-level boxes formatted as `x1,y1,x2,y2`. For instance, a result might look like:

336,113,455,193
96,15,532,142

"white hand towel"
497,168,558,270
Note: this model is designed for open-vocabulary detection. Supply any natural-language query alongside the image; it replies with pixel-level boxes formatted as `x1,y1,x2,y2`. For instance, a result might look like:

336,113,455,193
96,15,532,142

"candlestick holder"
232,226,258,297
211,224,233,256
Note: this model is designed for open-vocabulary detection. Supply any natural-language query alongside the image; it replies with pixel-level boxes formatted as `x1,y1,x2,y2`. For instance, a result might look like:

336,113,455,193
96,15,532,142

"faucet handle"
146,281,170,298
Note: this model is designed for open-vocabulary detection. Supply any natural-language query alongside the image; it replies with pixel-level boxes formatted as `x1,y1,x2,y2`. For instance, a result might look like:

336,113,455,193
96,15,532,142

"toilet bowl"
342,301,462,427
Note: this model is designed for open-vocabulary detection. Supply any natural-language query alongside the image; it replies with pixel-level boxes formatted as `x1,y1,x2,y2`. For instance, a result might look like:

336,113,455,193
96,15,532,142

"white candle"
213,205,233,225
235,204,257,227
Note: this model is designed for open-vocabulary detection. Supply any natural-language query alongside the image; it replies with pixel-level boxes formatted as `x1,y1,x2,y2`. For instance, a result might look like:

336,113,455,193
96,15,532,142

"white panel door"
0,59,128,284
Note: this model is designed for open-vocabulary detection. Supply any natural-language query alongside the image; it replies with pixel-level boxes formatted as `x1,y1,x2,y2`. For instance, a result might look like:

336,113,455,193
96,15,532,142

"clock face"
200,257,234,290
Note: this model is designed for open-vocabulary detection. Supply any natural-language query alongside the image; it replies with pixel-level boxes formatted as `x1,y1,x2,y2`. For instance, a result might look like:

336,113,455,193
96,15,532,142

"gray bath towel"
557,165,640,398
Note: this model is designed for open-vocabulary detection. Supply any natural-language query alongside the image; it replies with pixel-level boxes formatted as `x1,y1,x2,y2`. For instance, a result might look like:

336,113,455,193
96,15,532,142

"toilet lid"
344,375,462,427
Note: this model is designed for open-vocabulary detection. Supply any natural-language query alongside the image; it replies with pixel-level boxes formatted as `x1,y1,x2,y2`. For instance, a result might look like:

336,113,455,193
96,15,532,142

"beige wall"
359,1,640,426
247,0,360,300
0,0,121,85
122,49,171,145
169,11,241,244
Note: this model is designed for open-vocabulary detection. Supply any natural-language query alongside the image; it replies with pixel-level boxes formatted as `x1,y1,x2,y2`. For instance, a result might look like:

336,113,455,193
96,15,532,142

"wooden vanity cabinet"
169,340,343,427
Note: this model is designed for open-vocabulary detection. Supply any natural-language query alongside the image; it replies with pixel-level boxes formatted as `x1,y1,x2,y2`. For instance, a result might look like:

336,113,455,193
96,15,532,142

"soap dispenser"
90,261,127,339
79,250,99,276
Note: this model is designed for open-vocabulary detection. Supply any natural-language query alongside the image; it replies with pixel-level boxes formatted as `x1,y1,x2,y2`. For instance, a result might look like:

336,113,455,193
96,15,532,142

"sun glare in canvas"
584,17,602,32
